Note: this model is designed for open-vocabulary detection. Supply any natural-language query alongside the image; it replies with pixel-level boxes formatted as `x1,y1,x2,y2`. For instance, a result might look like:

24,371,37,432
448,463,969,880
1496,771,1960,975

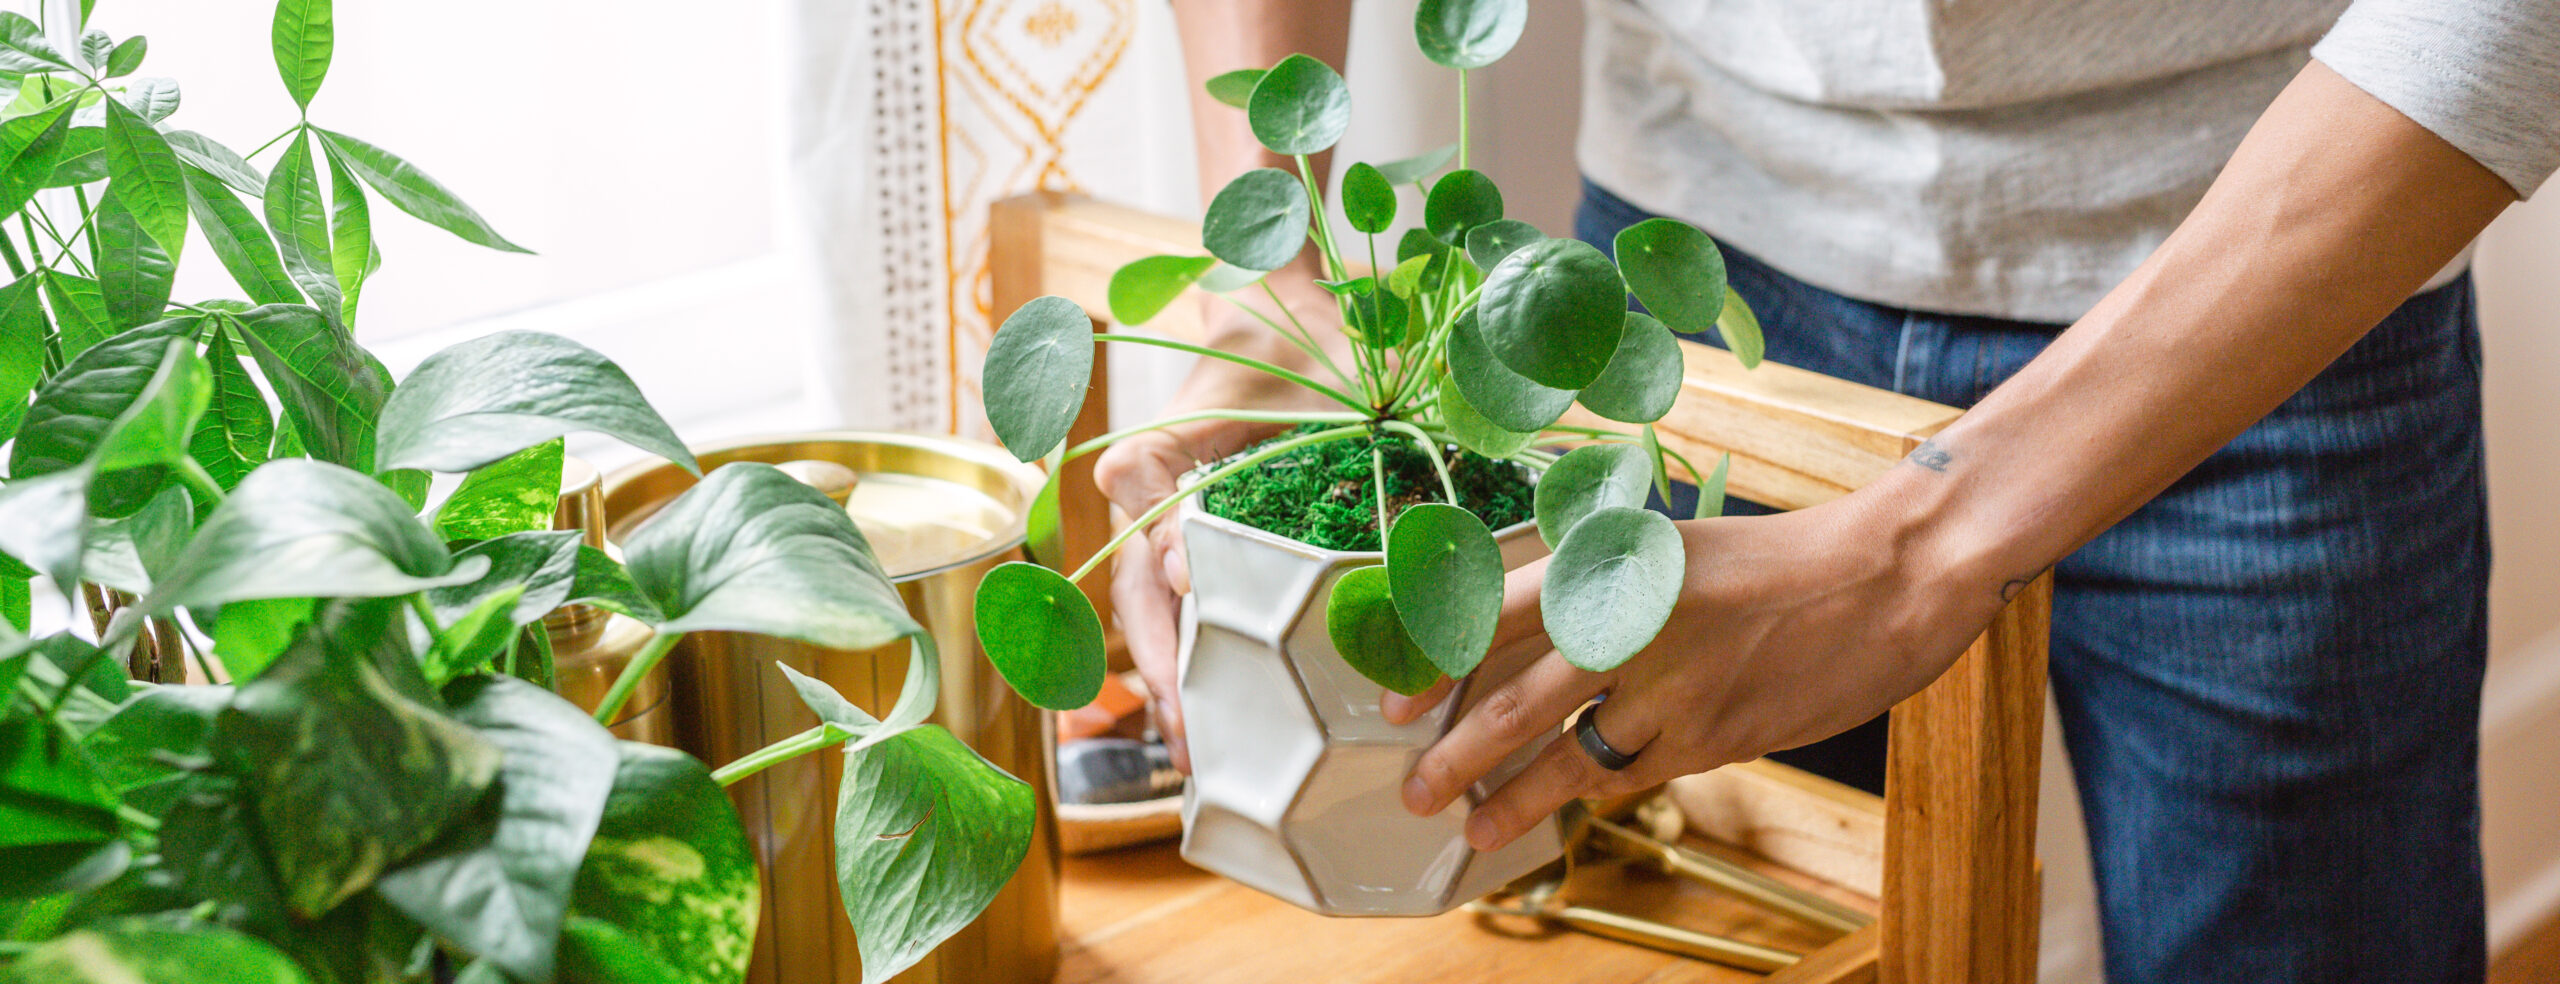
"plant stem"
1093,333,1370,413
1371,445,1393,535
174,457,226,506
1067,424,1370,583
1232,282,1358,393
117,803,161,832
1062,408,1368,462
1458,69,1473,171
0,222,26,279
245,125,300,161
1380,421,1460,503
1538,425,1714,487
710,723,853,787
592,632,682,725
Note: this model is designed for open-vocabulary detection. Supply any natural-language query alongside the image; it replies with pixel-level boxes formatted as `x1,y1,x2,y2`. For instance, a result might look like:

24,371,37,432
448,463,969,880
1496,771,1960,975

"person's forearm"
1872,61,2516,603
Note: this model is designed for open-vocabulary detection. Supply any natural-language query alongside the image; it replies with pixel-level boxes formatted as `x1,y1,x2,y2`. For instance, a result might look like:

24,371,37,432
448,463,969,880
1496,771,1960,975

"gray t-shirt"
1578,0,2560,322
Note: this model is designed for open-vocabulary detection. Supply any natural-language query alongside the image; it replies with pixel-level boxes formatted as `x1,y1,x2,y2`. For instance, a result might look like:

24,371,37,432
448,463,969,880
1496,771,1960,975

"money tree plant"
973,0,1761,712
0,4,1027,983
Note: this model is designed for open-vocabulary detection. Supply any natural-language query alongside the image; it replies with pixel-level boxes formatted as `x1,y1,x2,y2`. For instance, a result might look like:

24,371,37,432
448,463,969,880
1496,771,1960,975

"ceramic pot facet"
1176,500,1564,916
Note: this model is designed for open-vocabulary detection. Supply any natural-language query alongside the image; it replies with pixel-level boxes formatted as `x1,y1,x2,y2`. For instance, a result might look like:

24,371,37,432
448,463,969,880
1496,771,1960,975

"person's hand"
1381,488,2008,851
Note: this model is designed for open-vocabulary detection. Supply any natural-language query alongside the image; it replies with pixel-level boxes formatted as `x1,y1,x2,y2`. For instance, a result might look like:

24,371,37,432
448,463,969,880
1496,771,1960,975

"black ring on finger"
1573,699,1642,771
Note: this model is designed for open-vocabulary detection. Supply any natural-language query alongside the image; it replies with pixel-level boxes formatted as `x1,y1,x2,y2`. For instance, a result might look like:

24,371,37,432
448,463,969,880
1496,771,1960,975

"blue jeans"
1578,180,2488,984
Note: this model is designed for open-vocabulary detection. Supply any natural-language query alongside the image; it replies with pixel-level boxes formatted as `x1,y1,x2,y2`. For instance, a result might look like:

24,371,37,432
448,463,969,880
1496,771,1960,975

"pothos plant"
973,0,1761,711
0,4,1028,984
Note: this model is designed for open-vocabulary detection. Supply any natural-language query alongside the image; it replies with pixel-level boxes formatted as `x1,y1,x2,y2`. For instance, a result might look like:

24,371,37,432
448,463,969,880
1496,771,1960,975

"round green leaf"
1541,506,1684,672
974,561,1105,711
1424,168,1502,245
1477,238,1628,389
982,295,1093,462
1107,255,1216,326
1415,0,1528,69
1578,311,1683,423
1447,311,1572,432
1201,168,1310,273
1614,218,1727,333
1465,218,1543,273
1196,262,1265,294
1374,143,1457,186
1437,371,1537,458
1533,444,1652,549
1325,565,1440,696
1342,161,1396,235
1715,285,1766,369
1204,68,1264,109
1386,504,1503,678
1247,54,1350,156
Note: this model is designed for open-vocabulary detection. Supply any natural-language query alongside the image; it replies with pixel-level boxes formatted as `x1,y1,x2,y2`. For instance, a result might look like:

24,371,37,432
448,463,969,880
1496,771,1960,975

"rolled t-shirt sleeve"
2312,0,2560,198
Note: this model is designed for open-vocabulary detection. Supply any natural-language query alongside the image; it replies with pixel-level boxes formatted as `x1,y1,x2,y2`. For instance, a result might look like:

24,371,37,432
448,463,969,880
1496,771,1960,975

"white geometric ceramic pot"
1175,493,1564,916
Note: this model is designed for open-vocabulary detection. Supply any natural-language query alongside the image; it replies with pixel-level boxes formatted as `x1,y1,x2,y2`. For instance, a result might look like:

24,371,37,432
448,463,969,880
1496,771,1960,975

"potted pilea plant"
972,0,1760,915
0,3,1028,983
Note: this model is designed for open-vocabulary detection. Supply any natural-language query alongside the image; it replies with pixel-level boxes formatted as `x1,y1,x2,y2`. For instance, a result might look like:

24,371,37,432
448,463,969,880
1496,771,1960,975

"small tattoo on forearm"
1909,440,1952,472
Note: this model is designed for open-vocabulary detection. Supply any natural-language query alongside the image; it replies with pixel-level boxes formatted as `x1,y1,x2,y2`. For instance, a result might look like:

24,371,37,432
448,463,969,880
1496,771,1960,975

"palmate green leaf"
1613,217,1727,333
1436,368,1537,458
186,330,275,491
1342,161,1396,235
0,100,73,217
271,0,333,110
973,561,1104,711
982,295,1092,462
168,129,265,196
99,98,186,255
322,138,376,325
214,603,502,917
1578,311,1682,424
558,742,758,984
1106,254,1215,326
1201,167,1309,273
111,77,178,125
1541,506,1683,672
11,318,206,515
1465,217,1542,273
625,462,917,649
428,530,582,629
837,721,1035,984
375,676,617,984
143,459,487,613
43,126,107,188
232,303,383,470
1424,168,1501,245
1203,68,1263,109
1374,143,1457,186
186,168,301,306
1247,53,1350,156
0,271,44,445
94,189,178,329
1714,285,1765,369
1414,0,1528,70
1385,503,1504,678
1533,443,1651,549
1477,237,1627,389
376,330,694,474
264,135,342,326
0,13,74,74
315,129,530,253
434,438,565,542
1324,565,1439,696
0,919,312,984
79,29,113,69
102,35,145,78
44,270,112,361
1446,309,1571,432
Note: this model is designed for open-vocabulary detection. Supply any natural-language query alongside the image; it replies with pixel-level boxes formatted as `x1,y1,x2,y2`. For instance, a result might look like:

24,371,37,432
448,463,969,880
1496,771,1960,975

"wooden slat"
1879,574,2052,984
1668,759,1885,899
1763,924,1880,984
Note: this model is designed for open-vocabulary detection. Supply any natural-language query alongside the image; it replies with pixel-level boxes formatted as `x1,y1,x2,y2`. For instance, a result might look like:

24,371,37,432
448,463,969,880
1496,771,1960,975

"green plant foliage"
185,331,272,491
1107,254,1216,325
1374,143,1457,186
1201,167,1309,273
558,743,759,984
270,0,331,110
1,920,312,984
1438,373,1538,458
262,136,340,322
1414,0,1527,69
1424,168,1501,245
1341,161,1396,234
1464,217,1541,272
1613,217,1729,333
982,294,1093,461
0,276,44,445
0,712,119,859
102,36,145,78
0,14,74,74
1246,53,1349,156
622,462,918,649
1385,503,1503,677
1203,68,1263,109
974,561,1105,711
375,331,694,474
1541,506,1684,671
429,530,582,629
232,303,382,470
314,130,529,254
1533,444,1652,549
835,721,1036,984
1697,451,1732,520
1579,311,1682,424
1446,309,1572,433
143,459,484,612
1324,565,1439,696
1715,285,1765,368
1477,237,1628,389
99,98,185,254
207,596,311,683
94,190,177,329
185,169,299,306
320,144,371,324
12,321,205,516
432,438,565,543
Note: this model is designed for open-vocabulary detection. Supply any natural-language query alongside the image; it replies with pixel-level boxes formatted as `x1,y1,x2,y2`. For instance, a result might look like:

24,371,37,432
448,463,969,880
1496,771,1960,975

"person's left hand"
1382,489,2010,852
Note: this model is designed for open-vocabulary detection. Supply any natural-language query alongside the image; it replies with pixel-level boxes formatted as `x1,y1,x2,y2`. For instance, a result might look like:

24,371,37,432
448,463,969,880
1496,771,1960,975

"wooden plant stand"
990,192,2050,984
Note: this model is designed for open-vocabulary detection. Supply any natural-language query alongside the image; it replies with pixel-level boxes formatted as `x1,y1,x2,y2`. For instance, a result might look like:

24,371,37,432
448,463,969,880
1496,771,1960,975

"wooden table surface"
1054,837,1878,984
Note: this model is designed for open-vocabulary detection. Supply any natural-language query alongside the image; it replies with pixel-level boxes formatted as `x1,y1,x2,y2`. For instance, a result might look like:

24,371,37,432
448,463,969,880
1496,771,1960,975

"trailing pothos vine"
0,3,1026,983
974,0,1761,711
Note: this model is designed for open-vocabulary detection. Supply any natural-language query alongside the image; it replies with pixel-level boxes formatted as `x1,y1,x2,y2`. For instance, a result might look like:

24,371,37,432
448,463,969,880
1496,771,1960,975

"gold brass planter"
603,432,1059,984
